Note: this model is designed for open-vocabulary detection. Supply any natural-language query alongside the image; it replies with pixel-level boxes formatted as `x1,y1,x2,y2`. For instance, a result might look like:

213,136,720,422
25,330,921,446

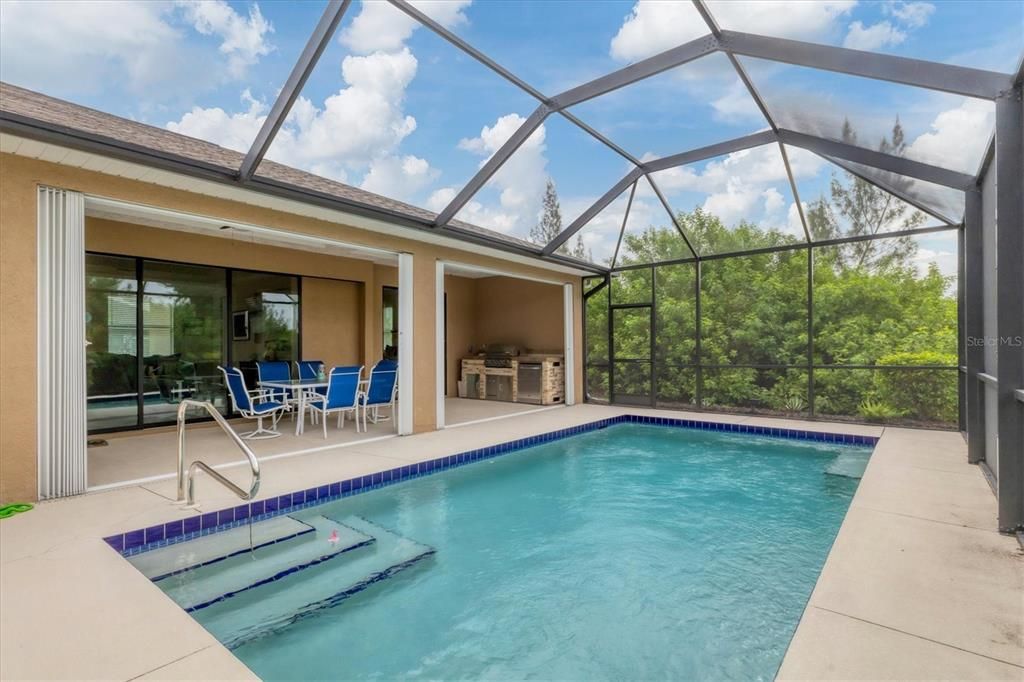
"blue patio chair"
359,361,398,432
306,366,363,438
218,365,288,439
258,360,299,422
296,360,324,381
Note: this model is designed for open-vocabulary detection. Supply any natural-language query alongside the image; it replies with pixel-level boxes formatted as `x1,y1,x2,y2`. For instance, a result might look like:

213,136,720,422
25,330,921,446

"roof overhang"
0,116,605,279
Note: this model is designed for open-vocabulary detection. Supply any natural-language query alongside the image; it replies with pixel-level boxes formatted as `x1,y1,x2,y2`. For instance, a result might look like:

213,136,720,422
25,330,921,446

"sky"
1,0,1020,273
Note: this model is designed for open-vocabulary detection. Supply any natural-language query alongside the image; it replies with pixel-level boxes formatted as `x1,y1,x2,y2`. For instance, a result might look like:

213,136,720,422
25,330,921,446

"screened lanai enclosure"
3,1,1021,524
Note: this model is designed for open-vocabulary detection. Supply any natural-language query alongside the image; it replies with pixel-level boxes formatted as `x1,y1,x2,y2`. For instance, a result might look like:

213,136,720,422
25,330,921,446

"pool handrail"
176,399,261,506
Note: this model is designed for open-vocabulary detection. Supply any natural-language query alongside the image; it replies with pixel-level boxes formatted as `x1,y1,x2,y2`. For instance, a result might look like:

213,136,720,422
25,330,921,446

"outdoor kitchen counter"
460,355,564,404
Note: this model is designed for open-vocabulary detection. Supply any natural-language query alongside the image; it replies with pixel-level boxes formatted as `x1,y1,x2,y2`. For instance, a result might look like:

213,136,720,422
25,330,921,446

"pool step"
128,515,316,581
824,449,872,479
159,516,375,612
189,515,436,649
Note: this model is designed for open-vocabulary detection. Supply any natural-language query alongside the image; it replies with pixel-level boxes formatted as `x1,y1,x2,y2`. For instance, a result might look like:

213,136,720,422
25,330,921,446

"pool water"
154,424,871,680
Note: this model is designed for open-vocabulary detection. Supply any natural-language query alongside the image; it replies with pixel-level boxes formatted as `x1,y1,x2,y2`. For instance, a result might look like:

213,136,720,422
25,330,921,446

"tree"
529,179,591,261
586,118,958,426
807,117,925,272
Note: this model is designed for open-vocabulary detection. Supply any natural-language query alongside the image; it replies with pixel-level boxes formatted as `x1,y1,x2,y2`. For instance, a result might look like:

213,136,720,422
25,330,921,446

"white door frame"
397,253,414,435
434,260,575,429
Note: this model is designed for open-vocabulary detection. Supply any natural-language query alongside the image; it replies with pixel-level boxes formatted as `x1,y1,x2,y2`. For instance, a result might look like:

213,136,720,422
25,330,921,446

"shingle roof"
0,81,539,252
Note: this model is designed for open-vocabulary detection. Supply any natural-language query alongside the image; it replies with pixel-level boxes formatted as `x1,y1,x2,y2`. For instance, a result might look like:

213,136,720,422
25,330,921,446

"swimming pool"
124,419,873,680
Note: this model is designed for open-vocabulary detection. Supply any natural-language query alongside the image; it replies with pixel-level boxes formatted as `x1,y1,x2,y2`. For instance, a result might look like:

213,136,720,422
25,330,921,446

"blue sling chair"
257,360,297,420
218,366,289,439
305,366,363,438
296,360,324,381
295,360,326,424
360,360,398,432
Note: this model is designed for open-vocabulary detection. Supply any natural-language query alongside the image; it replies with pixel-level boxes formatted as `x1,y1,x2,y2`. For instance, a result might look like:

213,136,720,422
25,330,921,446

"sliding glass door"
85,254,139,432
142,261,227,424
231,271,300,388
85,254,302,433
382,286,398,361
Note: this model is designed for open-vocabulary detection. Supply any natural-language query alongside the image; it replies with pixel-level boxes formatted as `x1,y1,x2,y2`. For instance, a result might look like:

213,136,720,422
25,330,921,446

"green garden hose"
0,503,33,519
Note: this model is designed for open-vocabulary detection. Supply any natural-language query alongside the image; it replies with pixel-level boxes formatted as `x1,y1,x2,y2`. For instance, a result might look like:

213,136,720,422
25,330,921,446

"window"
85,254,304,433
143,261,227,425
85,254,138,432
383,286,398,361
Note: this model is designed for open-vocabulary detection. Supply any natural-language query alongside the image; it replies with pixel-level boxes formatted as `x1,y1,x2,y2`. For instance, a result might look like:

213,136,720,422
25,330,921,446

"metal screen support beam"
611,181,638,269
647,174,700,259
544,168,643,255
994,84,1024,531
718,30,1014,100
238,0,351,181
550,35,718,109
387,0,548,102
559,110,643,166
691,1,811,246
964,189,984,464
434,104,551,226
643,131,776,172
823,155,958,226
780,143,812,242
779,129,975,191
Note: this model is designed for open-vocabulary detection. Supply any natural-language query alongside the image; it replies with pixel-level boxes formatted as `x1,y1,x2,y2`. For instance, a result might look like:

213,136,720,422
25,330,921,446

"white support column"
397,253,414,435
563,283,576,406
435,261,446,429
37,186,87,499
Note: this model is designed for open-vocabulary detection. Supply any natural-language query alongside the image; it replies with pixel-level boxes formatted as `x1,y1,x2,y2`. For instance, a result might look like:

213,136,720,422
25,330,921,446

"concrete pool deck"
1,404,1020,680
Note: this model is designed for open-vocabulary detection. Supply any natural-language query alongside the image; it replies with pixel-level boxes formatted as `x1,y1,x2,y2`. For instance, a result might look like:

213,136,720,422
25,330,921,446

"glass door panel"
231,271,300,388
142,261,227,425
85,254,138,431
382,286,398,361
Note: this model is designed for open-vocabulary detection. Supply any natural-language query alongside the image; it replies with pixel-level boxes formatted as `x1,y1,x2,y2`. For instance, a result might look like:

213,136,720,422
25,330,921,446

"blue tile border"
105,415,877,556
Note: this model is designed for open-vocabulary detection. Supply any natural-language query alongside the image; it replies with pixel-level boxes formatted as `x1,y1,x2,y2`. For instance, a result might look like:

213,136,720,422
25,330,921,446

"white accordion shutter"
37,186,87,499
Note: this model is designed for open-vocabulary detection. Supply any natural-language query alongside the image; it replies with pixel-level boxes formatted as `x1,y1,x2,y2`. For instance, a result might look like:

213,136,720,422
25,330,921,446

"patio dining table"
258,378,368,435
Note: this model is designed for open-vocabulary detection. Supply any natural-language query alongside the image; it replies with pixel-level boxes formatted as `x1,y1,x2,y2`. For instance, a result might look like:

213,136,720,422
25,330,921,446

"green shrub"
875,351,957,424
858,398,904,422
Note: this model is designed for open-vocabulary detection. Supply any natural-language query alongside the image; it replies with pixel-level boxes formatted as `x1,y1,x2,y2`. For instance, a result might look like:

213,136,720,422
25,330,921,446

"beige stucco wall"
444,274,477,397
301,278,364,369
441,274,564,398
0,152,584,503
86,217,371,369
473,276,564,352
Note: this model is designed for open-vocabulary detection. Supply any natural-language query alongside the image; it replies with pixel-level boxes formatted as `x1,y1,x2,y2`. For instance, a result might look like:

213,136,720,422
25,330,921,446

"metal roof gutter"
0,111,609,276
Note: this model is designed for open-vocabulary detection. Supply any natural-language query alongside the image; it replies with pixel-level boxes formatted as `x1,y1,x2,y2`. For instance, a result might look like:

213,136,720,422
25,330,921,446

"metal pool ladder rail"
176,400,261,507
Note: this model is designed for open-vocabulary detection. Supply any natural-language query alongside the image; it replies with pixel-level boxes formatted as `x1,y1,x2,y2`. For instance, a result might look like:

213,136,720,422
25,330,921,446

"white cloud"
0,1,183,95
702,178,765,225
610,1,856,62
711,83,762,123
0,0,273,100
642,144,828,234
911,246,956,278
360,154,439,203
167,0,478,203
176,0,273,77
339,0,470,54
169,46,422,183
762,187,785,215
884,1,935,29
651,145,813,195
444,113,549,235
426,187,457,213
167,88,267,152
843,20,906,51
786,201,808,237
908,98,994,173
